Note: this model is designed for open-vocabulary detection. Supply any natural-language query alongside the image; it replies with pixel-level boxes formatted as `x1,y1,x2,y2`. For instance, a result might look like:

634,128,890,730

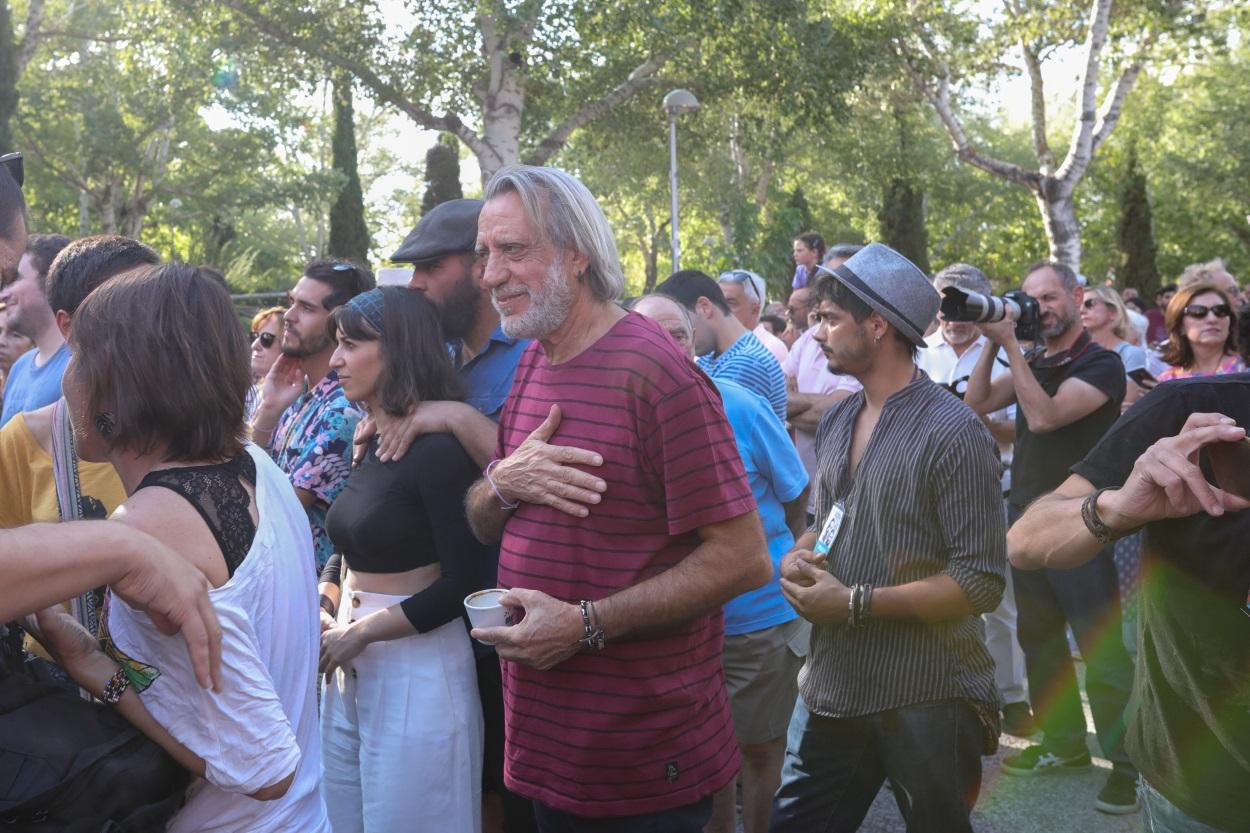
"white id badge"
813,502,846,557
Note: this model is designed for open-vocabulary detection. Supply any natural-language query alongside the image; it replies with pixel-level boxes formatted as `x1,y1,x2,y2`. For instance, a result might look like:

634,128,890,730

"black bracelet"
1080,488,1126,545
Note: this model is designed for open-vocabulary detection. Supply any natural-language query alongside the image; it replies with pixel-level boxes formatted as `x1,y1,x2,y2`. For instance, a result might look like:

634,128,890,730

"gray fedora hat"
390,198,484,264
816,242,938,347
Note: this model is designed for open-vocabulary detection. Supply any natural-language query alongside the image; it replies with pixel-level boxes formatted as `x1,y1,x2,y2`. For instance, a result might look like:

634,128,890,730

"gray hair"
484,165,625,303
823,244,864,266
1179,257,1232,288
932,262,992,296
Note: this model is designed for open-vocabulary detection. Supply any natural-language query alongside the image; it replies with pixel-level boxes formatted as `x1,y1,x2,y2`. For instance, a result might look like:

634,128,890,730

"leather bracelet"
484,459,520,510
1081,487,1129,545
101,666,130,705
579,600,605,650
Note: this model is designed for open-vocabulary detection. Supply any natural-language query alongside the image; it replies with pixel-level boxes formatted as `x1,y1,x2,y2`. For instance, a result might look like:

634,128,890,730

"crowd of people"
0,155,1245,833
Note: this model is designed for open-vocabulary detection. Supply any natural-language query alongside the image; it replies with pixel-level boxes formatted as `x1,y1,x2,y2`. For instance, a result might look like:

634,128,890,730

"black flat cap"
390,198,484,265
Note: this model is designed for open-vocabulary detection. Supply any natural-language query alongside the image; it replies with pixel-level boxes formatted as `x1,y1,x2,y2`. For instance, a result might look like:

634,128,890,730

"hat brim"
817,264,929,347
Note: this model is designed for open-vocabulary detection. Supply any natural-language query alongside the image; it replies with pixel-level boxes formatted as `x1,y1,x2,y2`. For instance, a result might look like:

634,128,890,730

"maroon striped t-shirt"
495,312,756,817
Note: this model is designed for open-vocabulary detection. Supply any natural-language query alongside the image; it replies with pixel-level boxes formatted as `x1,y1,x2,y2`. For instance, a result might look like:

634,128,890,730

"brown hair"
1160,281,1237,369
250,305,285,335
70,263,249,461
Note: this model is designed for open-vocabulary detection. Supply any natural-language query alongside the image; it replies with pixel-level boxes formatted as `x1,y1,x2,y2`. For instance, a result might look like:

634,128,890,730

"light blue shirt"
713,378,809,635
0,344,70,427
451,324,529,421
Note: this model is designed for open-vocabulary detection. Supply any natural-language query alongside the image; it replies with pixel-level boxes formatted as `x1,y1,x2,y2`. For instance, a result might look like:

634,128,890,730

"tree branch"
1054,0,1112,183
1003,0,1055,173
16,0,46,74
524,48,678,167
1089,34,1155,155
216,0,489,160
908,59,1041,191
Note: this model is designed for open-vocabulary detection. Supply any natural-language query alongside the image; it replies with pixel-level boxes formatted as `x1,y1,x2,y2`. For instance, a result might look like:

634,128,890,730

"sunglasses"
251,331,277,348
719,270,764,304
1081,298,1105,309
1182,304,1231,320
0,152,23,188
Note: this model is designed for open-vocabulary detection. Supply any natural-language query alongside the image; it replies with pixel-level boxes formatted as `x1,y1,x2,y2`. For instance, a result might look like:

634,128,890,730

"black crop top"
323,433,489,633
137,453,258,578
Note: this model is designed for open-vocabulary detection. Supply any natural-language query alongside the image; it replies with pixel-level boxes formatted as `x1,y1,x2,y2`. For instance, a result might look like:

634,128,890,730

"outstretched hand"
491,405,606,517
1100,412,1250,529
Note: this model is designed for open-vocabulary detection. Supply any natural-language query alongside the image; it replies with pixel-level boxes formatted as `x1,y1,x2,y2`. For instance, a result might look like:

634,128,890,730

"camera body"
939,286,1042,343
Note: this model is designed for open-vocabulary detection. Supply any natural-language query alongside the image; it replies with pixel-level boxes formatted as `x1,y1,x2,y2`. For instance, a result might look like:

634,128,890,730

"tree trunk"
328,71,371,265
0,1,18,154
1036,178,1080,271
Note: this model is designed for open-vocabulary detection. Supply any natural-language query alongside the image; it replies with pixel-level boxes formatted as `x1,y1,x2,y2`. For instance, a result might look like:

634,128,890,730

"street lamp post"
662,89,699,273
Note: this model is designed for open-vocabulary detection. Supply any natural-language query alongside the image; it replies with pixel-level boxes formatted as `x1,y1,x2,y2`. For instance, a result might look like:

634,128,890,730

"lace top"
137,454,258,577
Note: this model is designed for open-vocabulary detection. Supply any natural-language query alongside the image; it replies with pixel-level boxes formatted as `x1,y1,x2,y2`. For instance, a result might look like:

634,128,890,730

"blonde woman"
1080,286,1148,411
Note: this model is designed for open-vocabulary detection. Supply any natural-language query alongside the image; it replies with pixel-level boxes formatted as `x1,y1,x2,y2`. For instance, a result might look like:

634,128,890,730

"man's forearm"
1008,347,1066,433
963,340,1003,415
595,513,769,641
1007,489,1105,571
466,477,512,544
789,391,852,433
446,406,499,469
871,574,980,623
2,523,143,621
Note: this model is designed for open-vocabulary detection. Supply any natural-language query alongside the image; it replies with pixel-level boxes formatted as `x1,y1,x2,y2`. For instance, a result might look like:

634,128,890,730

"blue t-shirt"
698,331,788,425
453,324,529,420
0,344,70,427
713,378,808,635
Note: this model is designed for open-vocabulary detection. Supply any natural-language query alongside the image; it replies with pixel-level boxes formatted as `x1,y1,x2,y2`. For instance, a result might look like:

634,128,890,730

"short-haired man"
0,233,71,426
783,278,862,524
1145,282,1177,346
655,269,787,424
919,262,1032,737
465,165,771,830
772,244,1005,832
252,260,373,571
633,293,808,833
718,269,788,365
964,260,1138,814
1008,393,1250,833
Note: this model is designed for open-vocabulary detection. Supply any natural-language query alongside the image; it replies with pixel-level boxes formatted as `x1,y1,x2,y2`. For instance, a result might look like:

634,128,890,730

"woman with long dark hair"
318,286,486,833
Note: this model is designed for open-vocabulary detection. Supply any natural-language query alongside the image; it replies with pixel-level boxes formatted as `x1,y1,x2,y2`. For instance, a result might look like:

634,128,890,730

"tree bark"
1035,178,1080,269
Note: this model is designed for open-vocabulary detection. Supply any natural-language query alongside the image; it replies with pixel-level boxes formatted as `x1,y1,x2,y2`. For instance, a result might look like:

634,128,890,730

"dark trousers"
1007,504,1136,771
533,796,712,833
476,651,538,833
770,699,983,833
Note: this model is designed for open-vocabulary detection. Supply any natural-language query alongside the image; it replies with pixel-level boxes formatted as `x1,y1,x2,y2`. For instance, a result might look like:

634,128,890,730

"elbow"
1006,527,1043,571
250,769,296,802
740,531,772,594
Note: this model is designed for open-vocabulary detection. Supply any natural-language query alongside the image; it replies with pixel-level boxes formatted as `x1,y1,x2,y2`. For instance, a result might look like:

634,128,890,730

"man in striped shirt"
655,270,788,424
772,243,1006,833
465,165,772,832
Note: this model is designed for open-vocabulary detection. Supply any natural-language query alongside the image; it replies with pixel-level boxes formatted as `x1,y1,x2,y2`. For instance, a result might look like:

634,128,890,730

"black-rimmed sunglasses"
1182,304,1231,319
251,331,277,348
0,152,24,187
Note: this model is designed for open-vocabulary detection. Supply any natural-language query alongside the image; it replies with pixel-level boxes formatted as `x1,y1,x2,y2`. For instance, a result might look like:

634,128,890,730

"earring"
94,412,116,439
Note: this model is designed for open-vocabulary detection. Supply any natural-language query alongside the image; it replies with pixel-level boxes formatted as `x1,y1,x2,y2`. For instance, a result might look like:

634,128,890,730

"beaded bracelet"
484,459,519,510
101,667,131,705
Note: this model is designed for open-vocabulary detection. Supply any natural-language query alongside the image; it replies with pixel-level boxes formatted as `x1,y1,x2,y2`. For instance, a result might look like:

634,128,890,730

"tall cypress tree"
1116,147,1160,296
420,135,463,216
328,71,370,265
878,177,930,274
0,2,18,154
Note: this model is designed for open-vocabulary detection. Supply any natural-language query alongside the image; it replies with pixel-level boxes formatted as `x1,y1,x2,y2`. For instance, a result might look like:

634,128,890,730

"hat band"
827,263,927,345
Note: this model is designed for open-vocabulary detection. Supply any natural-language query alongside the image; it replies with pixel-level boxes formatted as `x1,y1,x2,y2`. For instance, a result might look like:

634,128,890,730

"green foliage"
420,138,462,217
328,72,370,265
1115,146,1160,295
0,1,17,153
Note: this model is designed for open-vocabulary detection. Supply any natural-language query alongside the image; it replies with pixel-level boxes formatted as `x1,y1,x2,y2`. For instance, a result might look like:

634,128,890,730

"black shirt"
324,432,489,633
1072,374,1250,831
1010,331,1125,507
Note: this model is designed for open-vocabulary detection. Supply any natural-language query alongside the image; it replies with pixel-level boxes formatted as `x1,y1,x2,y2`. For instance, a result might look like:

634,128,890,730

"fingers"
550,444,604,469
378,418,421,463
1175,423,1246,459
1178,412,1237,433
470,625,515,647
528,404,562,444
1145,446,1224,516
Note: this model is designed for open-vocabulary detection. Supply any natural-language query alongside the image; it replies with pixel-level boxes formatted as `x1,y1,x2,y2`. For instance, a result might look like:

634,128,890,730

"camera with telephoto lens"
939,286,1042,343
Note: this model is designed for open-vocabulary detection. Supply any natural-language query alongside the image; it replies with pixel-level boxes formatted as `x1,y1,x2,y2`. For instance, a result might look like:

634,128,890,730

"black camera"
939,286,1042,343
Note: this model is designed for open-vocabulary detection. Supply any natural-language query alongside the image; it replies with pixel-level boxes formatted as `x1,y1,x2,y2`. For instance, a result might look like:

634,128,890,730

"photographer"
963,261,1138,815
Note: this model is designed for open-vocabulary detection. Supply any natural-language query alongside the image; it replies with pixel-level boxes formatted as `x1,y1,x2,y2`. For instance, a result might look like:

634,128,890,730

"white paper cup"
464,589,514,630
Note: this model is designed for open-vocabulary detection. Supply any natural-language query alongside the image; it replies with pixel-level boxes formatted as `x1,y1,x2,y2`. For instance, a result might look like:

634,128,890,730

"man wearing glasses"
964,261,1138,815
718,269,788,366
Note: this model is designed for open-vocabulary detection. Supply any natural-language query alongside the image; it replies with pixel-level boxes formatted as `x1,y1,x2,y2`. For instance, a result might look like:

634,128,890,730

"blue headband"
346,288,385,333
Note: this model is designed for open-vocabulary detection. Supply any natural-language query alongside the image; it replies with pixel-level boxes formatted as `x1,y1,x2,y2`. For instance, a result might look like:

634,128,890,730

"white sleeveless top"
107,443,330,833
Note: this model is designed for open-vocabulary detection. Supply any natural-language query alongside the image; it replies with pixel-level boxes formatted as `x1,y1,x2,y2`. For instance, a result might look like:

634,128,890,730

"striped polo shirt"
802,373,1006,718
495,312,756,817
697,330,787,424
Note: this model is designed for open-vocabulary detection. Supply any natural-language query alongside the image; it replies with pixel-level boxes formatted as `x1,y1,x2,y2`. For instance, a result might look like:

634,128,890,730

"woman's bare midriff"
342,562,441,598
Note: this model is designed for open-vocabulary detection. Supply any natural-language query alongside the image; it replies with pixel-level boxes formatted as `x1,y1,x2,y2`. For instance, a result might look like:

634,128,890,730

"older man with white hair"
465,165,771,832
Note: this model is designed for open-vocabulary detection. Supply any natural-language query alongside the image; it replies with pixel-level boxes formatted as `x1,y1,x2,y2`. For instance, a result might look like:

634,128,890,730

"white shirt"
108,444,330,833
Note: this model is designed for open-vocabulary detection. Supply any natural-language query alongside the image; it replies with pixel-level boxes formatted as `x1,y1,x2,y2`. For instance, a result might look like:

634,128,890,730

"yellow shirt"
0,411,126,527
